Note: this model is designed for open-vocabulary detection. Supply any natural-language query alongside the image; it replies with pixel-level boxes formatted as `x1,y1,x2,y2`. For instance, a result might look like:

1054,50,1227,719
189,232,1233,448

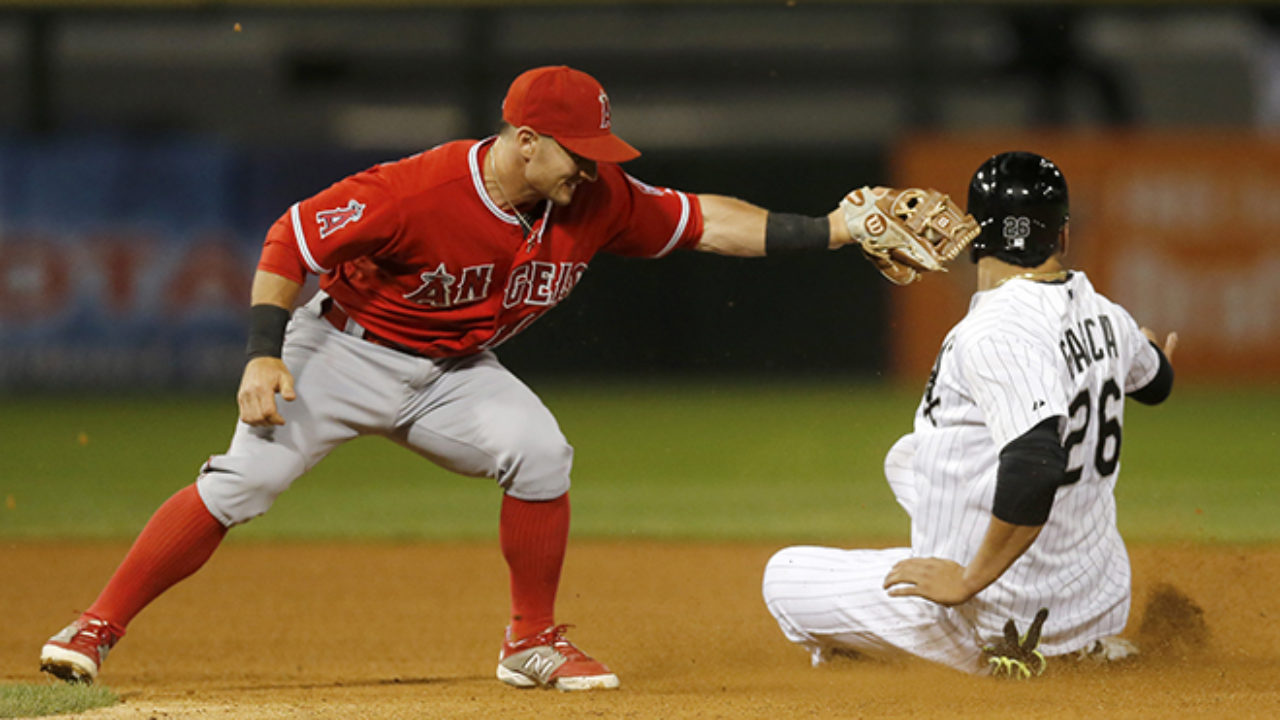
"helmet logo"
1002,216,1032,249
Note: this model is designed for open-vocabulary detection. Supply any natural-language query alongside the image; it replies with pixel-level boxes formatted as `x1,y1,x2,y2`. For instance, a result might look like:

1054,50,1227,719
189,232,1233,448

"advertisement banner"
0,137,258,389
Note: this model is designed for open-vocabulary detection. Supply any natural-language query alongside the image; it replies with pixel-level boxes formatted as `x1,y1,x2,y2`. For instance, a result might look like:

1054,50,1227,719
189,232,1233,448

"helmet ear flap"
966,152,1069,267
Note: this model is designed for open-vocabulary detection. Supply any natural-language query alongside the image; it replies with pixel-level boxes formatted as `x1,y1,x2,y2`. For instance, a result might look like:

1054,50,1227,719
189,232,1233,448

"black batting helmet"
967,151,1069,267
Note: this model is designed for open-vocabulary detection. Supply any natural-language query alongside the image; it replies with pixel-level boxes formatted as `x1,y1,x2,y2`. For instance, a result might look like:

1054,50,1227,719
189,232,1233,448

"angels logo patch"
598,90,612,129
316,199,365,238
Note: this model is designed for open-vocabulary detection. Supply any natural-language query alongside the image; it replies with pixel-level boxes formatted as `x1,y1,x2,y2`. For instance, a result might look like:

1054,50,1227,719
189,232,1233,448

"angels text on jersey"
402,260,588,309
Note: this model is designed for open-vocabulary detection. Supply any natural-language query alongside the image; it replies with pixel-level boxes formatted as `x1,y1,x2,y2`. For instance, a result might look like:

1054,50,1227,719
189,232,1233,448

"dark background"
0,1,1272,386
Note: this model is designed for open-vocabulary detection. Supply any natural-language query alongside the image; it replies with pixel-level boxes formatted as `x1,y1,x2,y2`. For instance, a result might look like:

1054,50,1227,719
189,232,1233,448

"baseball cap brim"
555,132,641,163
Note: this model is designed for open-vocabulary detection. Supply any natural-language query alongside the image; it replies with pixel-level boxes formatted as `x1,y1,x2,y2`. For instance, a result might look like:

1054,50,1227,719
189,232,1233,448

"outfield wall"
891,132,1280,384
0,135,885,389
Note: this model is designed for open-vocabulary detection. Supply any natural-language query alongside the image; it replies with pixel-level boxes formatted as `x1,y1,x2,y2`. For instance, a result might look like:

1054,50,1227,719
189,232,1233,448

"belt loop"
343,314,366,339
316,293,366,340
305,290,330,317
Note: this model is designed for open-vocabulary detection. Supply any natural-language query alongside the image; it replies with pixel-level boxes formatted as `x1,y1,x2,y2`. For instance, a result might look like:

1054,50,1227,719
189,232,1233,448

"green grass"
1,381,1276,544
0,683,118,718
1114,384,1280,543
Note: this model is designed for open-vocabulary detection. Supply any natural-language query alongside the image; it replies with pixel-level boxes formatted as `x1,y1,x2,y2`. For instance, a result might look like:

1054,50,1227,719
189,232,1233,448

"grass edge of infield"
0,683,119,719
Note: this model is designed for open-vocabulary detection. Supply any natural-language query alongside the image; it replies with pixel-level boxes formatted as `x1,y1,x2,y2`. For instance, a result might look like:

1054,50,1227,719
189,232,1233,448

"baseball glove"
840,186,979,285
982,608,1049,679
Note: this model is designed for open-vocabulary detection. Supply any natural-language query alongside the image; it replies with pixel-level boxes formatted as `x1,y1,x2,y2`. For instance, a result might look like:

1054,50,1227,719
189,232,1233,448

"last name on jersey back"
1059,314,1119,380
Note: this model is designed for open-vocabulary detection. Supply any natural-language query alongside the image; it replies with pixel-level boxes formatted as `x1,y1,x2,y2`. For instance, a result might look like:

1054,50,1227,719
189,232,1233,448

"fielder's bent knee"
499,435,573,501
196,441,307,526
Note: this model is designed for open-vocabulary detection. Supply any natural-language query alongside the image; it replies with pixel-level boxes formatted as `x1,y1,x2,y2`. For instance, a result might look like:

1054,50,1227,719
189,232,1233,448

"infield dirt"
3,541,1277,719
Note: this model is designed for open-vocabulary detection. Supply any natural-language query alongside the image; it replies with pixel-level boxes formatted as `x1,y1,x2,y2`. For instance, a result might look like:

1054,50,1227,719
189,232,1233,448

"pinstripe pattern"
763,271,1160,670
764,546,985,673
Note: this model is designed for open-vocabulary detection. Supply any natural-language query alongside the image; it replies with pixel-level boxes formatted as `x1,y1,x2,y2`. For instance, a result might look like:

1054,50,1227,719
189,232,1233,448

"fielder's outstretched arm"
238,270,303,427
693,194,854,257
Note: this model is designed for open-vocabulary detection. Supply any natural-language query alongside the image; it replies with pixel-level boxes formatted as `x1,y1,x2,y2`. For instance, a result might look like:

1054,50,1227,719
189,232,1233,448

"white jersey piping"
290,203,330,275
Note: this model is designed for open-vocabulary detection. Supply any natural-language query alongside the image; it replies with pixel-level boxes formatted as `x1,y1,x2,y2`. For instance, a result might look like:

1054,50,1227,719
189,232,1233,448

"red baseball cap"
502,66,640,163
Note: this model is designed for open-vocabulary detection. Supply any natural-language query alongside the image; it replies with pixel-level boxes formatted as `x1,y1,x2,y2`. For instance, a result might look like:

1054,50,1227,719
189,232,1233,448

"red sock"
499,492,569,641
86,483,227,634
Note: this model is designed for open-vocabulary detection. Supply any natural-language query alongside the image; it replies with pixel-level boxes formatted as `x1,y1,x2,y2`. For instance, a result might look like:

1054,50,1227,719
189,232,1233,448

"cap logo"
502,67,639,162
598,90,612,130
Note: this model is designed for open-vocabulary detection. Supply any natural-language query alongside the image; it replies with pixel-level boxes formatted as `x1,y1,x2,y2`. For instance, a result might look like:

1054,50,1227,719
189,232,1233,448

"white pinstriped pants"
762,435,986,674
762,545,986,673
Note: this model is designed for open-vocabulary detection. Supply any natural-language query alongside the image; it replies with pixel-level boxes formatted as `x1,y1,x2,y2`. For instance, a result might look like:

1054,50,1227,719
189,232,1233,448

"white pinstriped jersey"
899,270,1161,655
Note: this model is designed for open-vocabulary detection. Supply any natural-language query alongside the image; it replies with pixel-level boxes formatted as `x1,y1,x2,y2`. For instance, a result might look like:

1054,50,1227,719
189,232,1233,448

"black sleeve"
992,417,1068,526
1128,340,1174,406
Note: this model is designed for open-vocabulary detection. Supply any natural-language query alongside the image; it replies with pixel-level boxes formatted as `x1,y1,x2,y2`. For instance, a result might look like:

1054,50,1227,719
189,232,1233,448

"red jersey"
258,139,704,357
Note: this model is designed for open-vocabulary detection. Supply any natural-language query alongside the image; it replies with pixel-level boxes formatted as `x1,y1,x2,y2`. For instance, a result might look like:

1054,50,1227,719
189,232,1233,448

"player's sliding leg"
40,484,228,684
762,545,985,673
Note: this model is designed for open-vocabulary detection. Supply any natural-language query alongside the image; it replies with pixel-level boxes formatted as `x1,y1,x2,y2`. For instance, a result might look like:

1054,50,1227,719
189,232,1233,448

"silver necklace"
489,147,536,238
995,269,1070,288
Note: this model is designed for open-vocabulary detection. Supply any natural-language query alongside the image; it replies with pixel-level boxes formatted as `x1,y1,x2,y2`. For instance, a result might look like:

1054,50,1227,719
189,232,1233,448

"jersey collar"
469,137,526,229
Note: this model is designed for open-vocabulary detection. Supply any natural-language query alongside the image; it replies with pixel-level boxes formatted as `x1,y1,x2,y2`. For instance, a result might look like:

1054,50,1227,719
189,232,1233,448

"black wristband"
765,213,830,255
1128,340,1174,406
245,304,291,360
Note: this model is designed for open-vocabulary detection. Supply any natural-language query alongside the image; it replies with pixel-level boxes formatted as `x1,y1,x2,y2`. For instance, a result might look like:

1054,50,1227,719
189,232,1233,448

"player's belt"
314,294,430,359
